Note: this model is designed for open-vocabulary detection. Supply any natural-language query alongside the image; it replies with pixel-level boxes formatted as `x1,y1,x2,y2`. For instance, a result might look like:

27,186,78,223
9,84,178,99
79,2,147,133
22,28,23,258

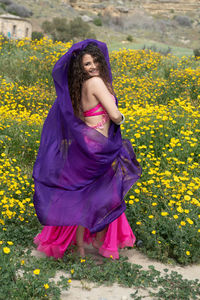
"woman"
33,40,142,259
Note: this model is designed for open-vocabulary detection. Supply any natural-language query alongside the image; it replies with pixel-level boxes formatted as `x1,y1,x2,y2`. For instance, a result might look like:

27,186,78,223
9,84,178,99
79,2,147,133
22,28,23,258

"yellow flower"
44,284,49,289
161,212,168,216
110,255,113,259
186,218,194,225
68,279,72,283
184,195,191,201
187,191,193,195
129,200,133,205
186,251,190,256
21,260,25,265
152,202,157,206
148,215,154,219
177,206,184,213
0,241,3,245
80,259,85,263
180,221,186,226
70,269,74,274
152,230,156,234
3,247,10,254
173,215,178,219
136,221,141,225
33,269,40,275
7,241,13,245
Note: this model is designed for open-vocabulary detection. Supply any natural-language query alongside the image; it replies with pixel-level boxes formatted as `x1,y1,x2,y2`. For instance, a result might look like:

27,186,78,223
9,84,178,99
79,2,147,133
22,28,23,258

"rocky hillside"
65,0,200,16
11,0,200,19
1,0,200,49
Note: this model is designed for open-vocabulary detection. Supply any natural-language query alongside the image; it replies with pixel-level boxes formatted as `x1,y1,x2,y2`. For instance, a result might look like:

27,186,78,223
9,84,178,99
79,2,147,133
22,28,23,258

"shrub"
41,20,54,33
126,35,133,42
31,31,44,41
6,3,33,17
93,17,102,26
142,44,172,56
42,17,95,42
174,15,192,27
52,17,68,32
42,18,70,42
69,17,96,40
193,48,200,59
0,0,13,4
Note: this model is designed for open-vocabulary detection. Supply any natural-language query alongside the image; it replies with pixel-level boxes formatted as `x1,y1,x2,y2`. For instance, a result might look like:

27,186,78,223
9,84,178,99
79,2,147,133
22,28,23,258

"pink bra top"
83,95,116,130
83,102,106,117
83,95,115,117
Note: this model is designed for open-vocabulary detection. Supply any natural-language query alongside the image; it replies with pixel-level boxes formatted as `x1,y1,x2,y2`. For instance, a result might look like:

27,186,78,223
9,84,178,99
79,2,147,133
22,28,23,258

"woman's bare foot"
92,226,108,249
92,239,103,249
77,246,85,257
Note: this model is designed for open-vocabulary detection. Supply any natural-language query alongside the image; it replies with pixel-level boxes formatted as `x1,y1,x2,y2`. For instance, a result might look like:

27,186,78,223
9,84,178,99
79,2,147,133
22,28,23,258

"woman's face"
82,54,99,77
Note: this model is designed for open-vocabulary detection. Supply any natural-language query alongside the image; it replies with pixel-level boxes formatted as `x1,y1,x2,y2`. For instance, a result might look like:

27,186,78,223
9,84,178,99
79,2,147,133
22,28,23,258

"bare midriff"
84,112,111,137
82,95,115,137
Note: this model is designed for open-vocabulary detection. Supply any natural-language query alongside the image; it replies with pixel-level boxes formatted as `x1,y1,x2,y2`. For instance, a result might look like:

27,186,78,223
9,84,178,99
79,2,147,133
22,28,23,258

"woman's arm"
87,77,123,124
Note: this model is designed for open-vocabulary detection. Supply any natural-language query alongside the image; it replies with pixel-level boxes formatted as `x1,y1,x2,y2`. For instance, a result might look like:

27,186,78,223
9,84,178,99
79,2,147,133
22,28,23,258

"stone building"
0,13,32,39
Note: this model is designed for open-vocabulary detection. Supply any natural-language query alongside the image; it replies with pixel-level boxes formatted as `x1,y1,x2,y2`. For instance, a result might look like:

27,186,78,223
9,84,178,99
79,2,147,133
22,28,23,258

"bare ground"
31,244,200,300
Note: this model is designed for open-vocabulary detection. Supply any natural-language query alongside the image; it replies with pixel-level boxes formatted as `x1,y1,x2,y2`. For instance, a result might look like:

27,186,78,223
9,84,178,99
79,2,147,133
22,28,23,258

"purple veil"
32,39,142,233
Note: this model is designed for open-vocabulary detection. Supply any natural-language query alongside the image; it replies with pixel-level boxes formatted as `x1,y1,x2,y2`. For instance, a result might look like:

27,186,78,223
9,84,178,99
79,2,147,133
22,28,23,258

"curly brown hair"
68,42,114,118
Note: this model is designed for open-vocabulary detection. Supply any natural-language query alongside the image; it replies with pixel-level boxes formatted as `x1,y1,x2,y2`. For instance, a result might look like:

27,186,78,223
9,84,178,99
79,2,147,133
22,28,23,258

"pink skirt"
34,213,135,259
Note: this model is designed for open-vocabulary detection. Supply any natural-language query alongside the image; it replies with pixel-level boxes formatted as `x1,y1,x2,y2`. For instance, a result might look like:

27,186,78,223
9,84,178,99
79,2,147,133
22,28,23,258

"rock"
102,5,120,18
136,240,143,248
179,37,190,44
116,6,129,13
174,15,192,27
92,3,106,9
81,15,93,22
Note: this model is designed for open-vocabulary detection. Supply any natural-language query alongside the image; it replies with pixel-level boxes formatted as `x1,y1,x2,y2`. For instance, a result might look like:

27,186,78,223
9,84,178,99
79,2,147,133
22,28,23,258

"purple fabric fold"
32,39,142,233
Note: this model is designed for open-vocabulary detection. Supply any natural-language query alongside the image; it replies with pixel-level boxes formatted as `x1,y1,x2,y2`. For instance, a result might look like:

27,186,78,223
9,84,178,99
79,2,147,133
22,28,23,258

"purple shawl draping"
32,39,142,233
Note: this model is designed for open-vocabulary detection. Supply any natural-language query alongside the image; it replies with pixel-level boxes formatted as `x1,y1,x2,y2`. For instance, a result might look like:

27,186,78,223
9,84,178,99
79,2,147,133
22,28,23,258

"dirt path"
31,245,200,300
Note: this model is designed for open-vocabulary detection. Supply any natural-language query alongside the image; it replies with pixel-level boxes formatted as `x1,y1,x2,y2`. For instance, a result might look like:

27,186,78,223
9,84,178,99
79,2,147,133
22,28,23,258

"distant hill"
66,0,200,16
1,0,200,50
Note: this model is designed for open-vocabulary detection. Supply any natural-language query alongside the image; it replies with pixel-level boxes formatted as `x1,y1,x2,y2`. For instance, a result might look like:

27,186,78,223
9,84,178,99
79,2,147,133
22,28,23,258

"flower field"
110,49,200,265
0,35,200,298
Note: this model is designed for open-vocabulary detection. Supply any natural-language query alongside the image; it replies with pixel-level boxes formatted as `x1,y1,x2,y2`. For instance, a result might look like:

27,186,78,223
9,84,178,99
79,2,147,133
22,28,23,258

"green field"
0,36,200,299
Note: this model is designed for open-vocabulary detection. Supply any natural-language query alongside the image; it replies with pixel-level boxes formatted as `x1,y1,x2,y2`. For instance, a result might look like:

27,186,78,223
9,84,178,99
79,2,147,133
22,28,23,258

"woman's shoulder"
83,76,105,88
